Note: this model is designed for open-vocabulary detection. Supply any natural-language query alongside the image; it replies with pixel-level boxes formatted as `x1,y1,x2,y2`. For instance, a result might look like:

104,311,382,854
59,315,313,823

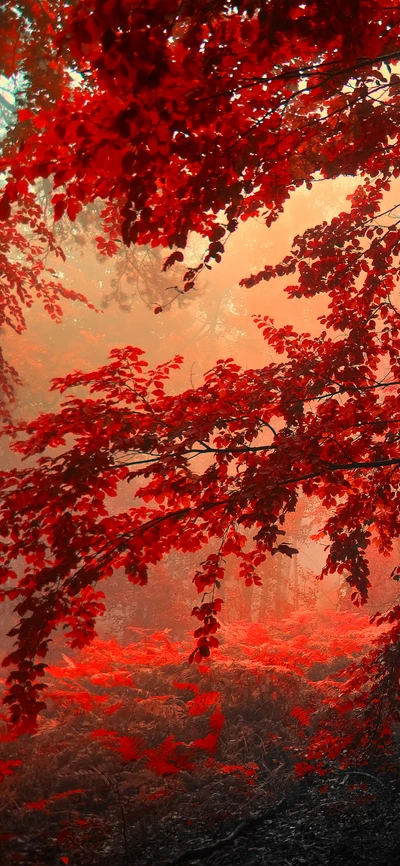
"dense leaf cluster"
0,1,399,749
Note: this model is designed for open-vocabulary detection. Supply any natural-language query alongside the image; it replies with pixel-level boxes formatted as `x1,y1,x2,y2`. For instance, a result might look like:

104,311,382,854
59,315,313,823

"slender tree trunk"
293,556,299,611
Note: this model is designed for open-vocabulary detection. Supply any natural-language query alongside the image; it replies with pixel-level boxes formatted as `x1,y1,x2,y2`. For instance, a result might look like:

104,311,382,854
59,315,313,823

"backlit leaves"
0,0,400,746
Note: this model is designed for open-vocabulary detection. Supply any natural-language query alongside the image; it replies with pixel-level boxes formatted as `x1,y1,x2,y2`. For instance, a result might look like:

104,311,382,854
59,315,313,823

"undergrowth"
0,610,398,866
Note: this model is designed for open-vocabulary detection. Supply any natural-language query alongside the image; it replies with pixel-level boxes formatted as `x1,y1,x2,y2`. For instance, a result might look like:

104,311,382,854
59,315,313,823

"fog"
3,173,398,646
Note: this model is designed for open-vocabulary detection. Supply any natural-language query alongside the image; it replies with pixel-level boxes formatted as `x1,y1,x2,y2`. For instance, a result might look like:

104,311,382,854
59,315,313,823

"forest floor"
1,624,400,865
2,760,400,866
146,770,400,866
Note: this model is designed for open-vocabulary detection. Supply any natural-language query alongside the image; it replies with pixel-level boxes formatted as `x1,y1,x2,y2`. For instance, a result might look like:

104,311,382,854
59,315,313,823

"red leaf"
26,798,48,811
173,682,199,695
18,109,33,121
53,199,66,221
190,732,218,752
115,736,141,762
0,196,11,220
218,763,257,779
294,762,316,777
187,691,220,716
0,759,22,781
162,251,184,271
291,706,311,727
210,707,224,734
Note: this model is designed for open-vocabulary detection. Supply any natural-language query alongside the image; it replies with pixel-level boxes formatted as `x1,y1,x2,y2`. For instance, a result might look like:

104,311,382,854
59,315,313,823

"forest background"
1,3,400,865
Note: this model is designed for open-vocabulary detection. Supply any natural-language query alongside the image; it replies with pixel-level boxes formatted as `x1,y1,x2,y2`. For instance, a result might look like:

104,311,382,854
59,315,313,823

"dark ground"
141,773,400,866
2,756,400,865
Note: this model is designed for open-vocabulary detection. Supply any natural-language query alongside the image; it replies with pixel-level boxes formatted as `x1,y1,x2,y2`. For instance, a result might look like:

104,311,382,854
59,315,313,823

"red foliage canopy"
0,0,400,729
